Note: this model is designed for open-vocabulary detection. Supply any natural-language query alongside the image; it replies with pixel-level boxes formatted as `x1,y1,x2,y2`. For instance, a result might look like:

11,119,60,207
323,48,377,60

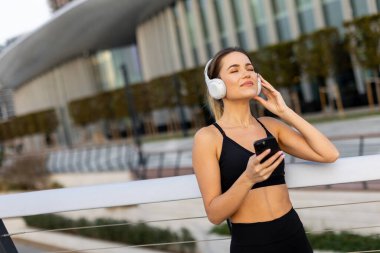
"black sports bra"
214,118,285,193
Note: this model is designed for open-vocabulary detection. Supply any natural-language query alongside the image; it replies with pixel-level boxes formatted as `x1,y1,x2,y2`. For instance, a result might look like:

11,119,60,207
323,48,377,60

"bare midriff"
230,184,292,223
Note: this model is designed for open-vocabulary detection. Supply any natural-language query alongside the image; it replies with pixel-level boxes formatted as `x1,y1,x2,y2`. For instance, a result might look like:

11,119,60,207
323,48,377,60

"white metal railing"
1,154,380,219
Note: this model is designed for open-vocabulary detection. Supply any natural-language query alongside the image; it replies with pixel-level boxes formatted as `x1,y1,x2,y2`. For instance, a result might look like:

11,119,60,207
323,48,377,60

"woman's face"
218,51,260,100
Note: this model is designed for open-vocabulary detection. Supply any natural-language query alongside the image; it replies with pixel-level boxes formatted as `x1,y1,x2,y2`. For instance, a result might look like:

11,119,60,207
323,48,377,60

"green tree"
295,28,345,114
177,66,207,128
249,42,301,114
344,13,380,108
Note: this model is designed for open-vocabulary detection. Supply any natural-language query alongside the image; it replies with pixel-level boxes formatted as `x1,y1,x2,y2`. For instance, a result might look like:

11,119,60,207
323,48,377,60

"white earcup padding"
256,75,262,96
207,78,226,99
204,59,226,99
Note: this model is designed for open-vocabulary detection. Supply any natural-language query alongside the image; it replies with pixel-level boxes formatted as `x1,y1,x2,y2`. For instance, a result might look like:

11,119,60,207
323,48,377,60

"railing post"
0,220,18,253
175,150,182,176
120,64,146,176
158,153,165,178
358,136,368,189
358,136,365,156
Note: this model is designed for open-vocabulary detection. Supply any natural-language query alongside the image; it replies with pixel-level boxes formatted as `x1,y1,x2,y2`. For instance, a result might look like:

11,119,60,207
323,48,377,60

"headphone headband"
204,59,213,82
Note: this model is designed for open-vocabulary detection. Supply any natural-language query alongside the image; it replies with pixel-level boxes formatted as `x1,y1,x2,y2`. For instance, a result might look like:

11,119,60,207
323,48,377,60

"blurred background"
0,0,380,252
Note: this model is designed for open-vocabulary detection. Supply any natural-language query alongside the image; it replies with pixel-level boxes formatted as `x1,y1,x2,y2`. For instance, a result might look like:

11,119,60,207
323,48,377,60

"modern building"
0,0,379,148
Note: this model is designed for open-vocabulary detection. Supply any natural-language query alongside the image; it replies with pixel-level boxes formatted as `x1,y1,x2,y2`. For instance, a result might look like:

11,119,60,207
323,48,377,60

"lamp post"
120,64,145,178
172,74,188,137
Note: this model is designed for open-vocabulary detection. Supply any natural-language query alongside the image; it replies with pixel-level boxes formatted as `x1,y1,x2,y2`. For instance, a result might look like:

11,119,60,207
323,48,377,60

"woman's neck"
219,100,255,128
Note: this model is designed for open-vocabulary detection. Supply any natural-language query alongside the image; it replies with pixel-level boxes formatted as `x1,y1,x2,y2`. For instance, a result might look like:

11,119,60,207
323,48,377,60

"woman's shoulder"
194,125,217,140
194,124,219,144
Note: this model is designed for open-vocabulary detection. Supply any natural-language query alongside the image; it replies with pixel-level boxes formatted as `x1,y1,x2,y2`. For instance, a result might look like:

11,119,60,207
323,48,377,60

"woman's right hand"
245,149,285,185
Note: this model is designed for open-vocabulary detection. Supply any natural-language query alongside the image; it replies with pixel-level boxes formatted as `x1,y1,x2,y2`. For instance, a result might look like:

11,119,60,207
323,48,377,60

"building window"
185,0,199,65
231,0,248,50
272,0,292,41
173,6,186,68
248,0,269,47
322,0,344,33
198,0,213,58
350,0,369,18
0,88,14,120
96,45,143,91
214,0,228,48
296,0,316,34
377,0,380,11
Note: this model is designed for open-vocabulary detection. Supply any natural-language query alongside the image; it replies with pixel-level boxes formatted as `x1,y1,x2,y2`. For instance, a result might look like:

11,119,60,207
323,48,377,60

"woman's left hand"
253,76,290,116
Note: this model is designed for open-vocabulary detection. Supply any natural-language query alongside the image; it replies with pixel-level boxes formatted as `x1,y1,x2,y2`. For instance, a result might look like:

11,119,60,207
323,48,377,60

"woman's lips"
240,81,253,87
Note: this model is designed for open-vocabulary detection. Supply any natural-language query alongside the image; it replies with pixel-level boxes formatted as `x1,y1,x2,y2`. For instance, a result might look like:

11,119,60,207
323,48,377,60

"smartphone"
253,136,280,163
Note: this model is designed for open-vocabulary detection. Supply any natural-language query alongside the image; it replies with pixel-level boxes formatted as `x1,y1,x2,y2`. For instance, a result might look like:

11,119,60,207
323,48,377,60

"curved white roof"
0,0,175,89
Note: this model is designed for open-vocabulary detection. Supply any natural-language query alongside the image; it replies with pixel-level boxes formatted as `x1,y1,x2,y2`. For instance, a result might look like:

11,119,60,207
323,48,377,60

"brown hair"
205,47,252,120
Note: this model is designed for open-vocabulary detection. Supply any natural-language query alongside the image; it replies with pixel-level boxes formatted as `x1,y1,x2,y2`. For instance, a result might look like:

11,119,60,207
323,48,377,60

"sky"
0,0,51,46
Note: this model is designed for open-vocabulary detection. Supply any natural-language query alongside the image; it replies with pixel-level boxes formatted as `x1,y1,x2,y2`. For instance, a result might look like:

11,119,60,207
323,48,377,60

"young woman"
192,47,339,253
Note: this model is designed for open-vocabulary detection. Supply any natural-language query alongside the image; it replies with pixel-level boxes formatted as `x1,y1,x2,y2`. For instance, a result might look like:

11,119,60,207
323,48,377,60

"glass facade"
350,0,369,17
213,0,228,48
248,0,269,47
185,0,199,65
173,5,186,68
296,0,316,34
231,0,248,49
322,0,344,33
96,45,143,91
198,0,213,58
272,0,292,41
0,88,14,120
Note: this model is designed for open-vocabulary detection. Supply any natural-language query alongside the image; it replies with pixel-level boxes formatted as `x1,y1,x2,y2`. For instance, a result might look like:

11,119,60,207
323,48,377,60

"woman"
192,47,339,253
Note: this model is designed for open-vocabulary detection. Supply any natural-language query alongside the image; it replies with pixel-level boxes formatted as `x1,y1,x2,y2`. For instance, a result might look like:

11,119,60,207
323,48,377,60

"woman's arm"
254,76,339,163
261,112,339,163
192,127,284,224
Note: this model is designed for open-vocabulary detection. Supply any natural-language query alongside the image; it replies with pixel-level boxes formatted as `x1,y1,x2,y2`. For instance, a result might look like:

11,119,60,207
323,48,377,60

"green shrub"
0,155,49,191
308,231,380,251
209,221,230,235
24,214,196,253
210,222,380,251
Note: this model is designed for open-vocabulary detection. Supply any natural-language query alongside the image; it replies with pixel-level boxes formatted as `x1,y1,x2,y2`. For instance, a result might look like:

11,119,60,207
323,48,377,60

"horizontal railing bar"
0,155,380,219
5,199,380,238
329,132,380,140
348,250,380,253
296,200,380,210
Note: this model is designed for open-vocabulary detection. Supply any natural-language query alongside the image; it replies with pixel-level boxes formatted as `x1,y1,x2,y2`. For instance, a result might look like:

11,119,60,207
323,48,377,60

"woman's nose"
243,70,251,78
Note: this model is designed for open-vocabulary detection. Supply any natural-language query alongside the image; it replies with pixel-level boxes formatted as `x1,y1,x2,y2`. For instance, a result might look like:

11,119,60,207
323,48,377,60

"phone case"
253,136,280,163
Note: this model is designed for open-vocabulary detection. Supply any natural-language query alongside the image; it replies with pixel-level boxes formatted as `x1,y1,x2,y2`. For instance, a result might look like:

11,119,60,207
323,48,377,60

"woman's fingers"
261,150,284,168
251,151,284,182
255,149,271,163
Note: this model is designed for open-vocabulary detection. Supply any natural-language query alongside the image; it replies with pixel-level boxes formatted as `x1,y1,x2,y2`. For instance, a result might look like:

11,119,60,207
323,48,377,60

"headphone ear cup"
257,77,262,96
207,78,226,99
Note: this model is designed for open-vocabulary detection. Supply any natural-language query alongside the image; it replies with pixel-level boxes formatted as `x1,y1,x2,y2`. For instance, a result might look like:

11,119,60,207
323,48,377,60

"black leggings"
230,208,313,253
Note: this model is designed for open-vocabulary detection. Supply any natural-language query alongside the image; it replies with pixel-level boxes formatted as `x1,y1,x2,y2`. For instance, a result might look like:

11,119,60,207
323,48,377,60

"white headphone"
204,59,262,100
204,59,226,99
